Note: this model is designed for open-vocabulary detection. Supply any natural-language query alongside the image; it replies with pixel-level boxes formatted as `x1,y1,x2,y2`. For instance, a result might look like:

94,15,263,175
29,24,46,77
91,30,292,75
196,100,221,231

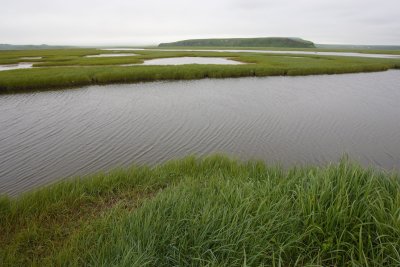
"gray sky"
1,0,399,46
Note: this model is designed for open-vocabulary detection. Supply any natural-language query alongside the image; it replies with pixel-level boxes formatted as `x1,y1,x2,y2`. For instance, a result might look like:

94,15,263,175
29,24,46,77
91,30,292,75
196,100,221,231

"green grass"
1,155,400,266
0,48,400,94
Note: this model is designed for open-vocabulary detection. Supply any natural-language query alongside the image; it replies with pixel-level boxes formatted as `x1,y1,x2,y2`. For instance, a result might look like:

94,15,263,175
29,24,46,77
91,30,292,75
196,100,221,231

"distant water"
1,70,400,195
0,63,34,71
101,48,145,51
136,48,400,59
85,53,137,58
121,57,243,66
0,56,241,71
19,57,42,60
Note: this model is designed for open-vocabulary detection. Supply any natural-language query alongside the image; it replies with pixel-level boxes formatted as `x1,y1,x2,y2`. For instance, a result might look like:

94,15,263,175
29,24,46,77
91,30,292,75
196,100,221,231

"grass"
1,155,400,266
0,48,399,93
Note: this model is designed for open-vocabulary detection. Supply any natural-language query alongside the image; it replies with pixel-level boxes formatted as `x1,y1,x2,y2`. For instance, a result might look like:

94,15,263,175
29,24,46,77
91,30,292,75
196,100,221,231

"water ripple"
1,71,400,195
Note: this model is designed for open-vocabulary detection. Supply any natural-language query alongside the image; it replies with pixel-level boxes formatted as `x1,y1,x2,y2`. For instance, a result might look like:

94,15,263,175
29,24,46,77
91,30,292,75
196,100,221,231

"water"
101,48,145,51
139,48,400,59
1,49,397,73
0,63,34,71
0,56,240,72
20,57,42,60
1,70,400,195
85,53,137,58
122,57,243,66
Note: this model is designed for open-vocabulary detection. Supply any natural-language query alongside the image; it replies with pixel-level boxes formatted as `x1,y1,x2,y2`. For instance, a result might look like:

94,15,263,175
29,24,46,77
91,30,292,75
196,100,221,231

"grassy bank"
0,49,400,93
1,155,399,266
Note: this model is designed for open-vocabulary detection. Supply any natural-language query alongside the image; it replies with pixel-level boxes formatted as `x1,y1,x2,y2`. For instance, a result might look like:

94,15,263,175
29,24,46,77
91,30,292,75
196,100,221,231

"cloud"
0,0,399,45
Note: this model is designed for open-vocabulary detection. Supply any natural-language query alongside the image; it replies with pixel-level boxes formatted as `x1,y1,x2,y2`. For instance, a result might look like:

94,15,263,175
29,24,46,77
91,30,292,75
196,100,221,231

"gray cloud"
0,0,399,45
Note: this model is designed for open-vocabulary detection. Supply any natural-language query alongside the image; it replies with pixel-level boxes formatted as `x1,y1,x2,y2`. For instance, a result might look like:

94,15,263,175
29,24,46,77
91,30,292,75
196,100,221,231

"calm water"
142,49,400,59
1,70,400,195
0,63,34,72
101,48,145,51
19,57,42,60
101,48,400,58
0,57,241,71
1,49,398,72
122,57,243,66
85,53,137,58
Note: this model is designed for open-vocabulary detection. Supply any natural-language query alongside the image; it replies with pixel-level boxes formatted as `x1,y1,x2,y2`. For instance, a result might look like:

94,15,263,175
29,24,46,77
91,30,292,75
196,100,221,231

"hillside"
159,37,315,48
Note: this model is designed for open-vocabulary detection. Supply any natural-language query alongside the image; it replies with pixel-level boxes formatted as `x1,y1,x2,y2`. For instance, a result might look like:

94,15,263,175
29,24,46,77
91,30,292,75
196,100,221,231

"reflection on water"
1,70,400,195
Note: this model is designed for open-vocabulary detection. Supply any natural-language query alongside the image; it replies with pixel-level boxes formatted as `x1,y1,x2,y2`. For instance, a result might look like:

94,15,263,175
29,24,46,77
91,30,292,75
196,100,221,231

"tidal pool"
101,48,145,51
19,57,43,60
1,70,400,195
0,63,34,71
85,53,137,58
122,57,244,66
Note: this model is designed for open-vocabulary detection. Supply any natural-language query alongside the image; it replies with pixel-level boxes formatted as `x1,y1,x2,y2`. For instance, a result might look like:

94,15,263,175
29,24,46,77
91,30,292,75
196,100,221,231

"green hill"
159,37,315,48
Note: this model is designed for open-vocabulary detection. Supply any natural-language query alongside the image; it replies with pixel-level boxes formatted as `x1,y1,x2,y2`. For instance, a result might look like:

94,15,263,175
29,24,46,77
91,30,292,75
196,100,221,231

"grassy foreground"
1,155,399,266
0,49,400,94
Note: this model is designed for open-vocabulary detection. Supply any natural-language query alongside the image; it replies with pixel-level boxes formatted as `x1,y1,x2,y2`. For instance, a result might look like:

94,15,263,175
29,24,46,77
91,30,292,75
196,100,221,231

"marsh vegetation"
0,48,399,93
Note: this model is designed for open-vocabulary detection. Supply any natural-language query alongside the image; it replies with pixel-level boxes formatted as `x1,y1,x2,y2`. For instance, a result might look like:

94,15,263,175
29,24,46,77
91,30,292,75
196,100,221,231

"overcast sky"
1,0,399,46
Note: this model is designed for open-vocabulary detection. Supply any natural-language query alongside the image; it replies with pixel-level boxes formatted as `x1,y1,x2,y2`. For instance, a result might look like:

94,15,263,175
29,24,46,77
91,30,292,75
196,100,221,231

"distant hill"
0,44,71,50
159,37,315,48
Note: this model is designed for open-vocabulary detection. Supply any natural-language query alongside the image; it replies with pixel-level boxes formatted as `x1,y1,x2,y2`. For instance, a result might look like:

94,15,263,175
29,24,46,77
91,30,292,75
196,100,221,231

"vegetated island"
159,37,316,48
0,47,399,94
1,155,399,265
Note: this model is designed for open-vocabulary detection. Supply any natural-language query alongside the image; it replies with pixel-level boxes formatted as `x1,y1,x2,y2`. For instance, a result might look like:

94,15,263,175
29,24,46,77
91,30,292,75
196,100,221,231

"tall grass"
1,155,399,266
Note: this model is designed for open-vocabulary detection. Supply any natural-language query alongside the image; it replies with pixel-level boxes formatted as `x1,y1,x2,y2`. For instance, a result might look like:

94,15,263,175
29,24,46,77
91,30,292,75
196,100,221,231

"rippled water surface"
1,70,400,195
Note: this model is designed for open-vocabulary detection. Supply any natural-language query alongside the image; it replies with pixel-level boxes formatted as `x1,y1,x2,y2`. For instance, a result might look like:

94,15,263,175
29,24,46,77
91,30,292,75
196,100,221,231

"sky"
1,0,399,46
